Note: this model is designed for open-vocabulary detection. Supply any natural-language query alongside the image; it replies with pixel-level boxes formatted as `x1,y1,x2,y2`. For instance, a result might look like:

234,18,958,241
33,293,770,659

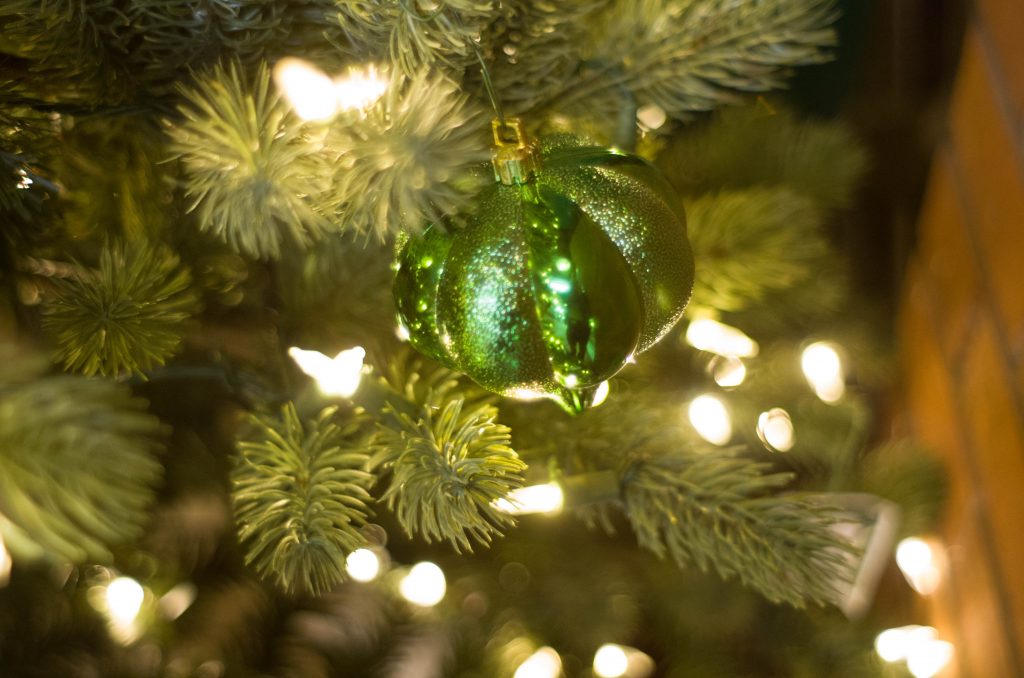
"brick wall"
899,3,1024,677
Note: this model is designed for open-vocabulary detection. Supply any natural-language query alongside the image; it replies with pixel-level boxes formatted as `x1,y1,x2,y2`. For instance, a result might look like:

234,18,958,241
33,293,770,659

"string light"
159,582,197,621
399,561,446,607
875,626,938,663
685,318,758,358
895,537,943,595
800,341,845,403
756,408,795,452
0,533,10,588
593,644,629,677
345,548,382,583
106,577,145,626
688,394,732,445
710,355,747,387
273,57,337,121
274,58,388,121
907,639,954,678
493,483,564,515
514,647,562,678
288,346,365,397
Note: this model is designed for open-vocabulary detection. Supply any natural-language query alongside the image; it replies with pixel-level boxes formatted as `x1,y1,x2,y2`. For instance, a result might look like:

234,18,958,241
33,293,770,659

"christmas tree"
0,2,948,676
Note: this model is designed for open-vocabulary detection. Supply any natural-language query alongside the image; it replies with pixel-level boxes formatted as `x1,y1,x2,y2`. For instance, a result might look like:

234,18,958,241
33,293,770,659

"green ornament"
394,119,694,413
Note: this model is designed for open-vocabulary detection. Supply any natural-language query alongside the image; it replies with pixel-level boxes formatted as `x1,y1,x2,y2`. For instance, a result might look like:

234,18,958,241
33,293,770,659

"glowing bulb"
400,561,446,607
636,104,667,131
493,483,564,515
685,319,758,358
710,355,746,387
514,647,562,678
756,408,795,452
875,626,938,663
907,639,954,678
345,548,381,583
896,537,942,595
0,533,10,588
106,577,145,626
16,169,32,190
395,323,411,341
593,644,629,677
273,57,338,121
159,582,197,620
801,341,845,402
334,65,388,111
592,380,611,407
289,346,365,397
688,394,732,445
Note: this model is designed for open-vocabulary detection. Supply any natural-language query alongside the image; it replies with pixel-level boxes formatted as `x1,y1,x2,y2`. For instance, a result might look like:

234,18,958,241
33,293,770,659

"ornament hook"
491,118,540,186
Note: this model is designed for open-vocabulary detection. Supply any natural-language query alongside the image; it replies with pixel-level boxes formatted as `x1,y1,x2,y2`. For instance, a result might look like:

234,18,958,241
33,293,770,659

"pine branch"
42,240,199,378
169,60,332,259
231,403,374,595
658,103,869,208
321,68,490,239
0,346,164,563
335,0,498,76
372,378,526,552
624,452,854,607
684,187,828,313
558,0,838,120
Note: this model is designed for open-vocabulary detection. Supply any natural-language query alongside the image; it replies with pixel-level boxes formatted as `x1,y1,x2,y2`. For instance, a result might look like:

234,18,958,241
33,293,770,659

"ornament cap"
491,118,540,186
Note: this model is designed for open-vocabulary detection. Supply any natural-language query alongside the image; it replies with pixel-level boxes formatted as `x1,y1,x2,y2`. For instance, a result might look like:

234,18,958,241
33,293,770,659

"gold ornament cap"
491,118,540,186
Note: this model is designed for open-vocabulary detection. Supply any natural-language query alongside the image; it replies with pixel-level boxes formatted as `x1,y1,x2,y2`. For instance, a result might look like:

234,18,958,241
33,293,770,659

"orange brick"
977,0,1024,125
915,148,982,362
898,270,972,521
950,30,1024,355
961,310,1024,660
944,502,1018,678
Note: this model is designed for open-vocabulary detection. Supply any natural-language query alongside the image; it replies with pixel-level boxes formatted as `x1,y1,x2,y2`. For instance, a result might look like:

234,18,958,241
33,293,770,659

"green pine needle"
323,69,489,239
0,351,164,564
42,240,198,378
335,0,498,75
561,0,838,120
232,403,375,595
658,104,869,209
624,453,854,607
374,396,526,552
169,61,332,259
684,187,828,313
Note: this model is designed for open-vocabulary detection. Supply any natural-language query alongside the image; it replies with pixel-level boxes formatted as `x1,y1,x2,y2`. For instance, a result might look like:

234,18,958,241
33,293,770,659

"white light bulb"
711,355,747,387
400,562,446,607
875,625,937,663
273,57,338,121
801,341,845,403
756,408,795,452
593,644,630,678
685,319,758,358
106,577,145,626
493,483,564,515
159,582,197,621
289,346,365,397
896,537,942,595
907,639,954,678
334,65,388,111
636,104,667,131
514,647,562,678
688,394,732,445
0,533,10,588
345,548,381,583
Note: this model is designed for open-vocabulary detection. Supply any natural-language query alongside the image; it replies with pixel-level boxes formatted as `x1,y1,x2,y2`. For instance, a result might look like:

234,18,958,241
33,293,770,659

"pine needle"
624,452,854,607
42,240,198,378
373,391,526,552
169,61,333,259
232,403,375,595
0,345,164,564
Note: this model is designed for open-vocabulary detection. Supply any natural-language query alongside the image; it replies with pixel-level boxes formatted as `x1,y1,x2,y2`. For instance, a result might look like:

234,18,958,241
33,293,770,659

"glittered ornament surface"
395,133,693,413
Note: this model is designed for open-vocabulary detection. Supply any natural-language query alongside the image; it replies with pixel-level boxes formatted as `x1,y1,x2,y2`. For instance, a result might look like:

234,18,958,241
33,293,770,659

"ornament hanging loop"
491,118,540,186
